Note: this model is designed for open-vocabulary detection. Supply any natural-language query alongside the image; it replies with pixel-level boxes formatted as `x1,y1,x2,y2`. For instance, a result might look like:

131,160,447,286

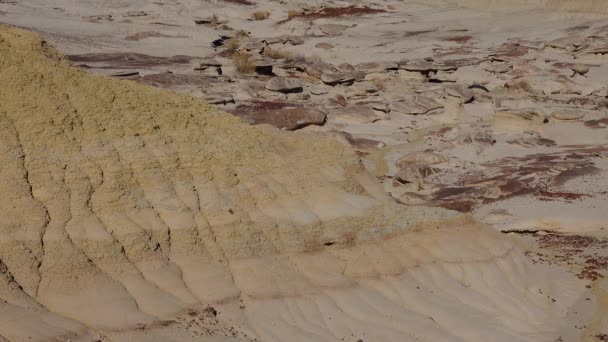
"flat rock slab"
310,86,329,95
331,105,389,124
263,35,305,46
356,61,399,74
551,110,586,121
67,52,194,69
138,73,216,89
445,86,474,103
494,107,548,132
237,107,326,130
315,43,334,50
203,93,234,105
396,152,448,168
507,75,604,96
319,24,350,35
321,71,365,85
346,83,379,98
341,132,385,150
495,107,546,122
198,58,222,67
399,59,457,72
390,96,444,115
485,63,512,74
265,77,304,93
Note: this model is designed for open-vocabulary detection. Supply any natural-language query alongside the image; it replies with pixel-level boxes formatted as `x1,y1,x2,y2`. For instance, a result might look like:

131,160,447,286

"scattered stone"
124,31,158,41
203,306,218,317
585,118,608,128
279,5,385,23
547,36,584,51
319,24,350,36
123,11,147,17
445,85,474,103
365,72,392,82
346,83,379,98
287,93,311,101
335,94,348,107
315,42,334,50
238,107,326,130
321,71,365,85
267,35,305,46
254,58,276,75
506,75,603,96
393,165,433,191
239,40,265,54
82,14,113,23
397,70,426,82
265,77,304,93
342,132,385,150
195,58,223,76
369,102,390,113
195,17,216,25
356,61,399,74
198,58,222,68
338,63,356,72
495,107,546,122
211,35,234,48
310,86,329,95
399,58,458,72
456,131,496,146
390,96,443,115
571,64,590,76
441,92,463,123
331,105,388,124
431,70,458,83
485,63,512,74
0,261,6,274
437,57,485,69
494,107,548,132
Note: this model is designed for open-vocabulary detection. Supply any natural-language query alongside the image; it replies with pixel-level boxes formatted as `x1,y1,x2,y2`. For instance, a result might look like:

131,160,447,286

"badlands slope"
0,25,592,342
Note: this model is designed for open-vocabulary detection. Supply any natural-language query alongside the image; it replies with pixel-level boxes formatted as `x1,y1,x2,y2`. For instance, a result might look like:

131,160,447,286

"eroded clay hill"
0,26,590,342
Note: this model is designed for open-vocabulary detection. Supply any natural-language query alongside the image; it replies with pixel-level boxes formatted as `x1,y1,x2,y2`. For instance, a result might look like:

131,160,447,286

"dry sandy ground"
1,0,608,341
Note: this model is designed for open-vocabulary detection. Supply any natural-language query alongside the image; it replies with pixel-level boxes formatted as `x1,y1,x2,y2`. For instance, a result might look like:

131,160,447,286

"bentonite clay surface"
1,0,608,341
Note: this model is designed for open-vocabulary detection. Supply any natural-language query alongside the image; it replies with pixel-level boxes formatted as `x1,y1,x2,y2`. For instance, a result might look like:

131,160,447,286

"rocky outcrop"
265,77,304,93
